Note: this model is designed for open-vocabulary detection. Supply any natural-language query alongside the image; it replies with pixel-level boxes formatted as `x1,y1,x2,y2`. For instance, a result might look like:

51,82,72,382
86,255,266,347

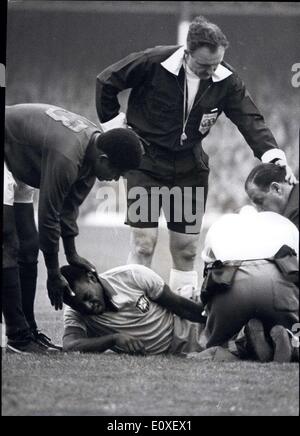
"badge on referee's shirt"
136,295,150,313
199,110,218,134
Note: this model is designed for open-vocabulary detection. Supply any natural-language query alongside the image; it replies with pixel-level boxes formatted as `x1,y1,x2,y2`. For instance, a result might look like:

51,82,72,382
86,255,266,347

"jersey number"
45,107,90,133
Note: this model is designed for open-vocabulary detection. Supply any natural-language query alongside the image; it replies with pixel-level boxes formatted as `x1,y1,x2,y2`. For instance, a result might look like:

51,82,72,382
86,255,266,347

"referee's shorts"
125,144,209,234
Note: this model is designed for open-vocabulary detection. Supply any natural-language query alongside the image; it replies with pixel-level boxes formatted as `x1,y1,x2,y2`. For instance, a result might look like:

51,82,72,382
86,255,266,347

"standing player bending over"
3,103,143,353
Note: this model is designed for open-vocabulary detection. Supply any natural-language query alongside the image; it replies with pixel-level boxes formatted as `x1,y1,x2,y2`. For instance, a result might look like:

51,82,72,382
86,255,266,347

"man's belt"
201,245,299,305
201,260,242,305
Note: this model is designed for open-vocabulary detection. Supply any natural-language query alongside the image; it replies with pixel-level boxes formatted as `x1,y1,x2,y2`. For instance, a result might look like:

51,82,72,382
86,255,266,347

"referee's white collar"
161,46,232,82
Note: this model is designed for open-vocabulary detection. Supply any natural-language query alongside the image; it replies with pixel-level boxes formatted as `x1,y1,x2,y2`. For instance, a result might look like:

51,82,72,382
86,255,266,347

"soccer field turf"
2,226,299,416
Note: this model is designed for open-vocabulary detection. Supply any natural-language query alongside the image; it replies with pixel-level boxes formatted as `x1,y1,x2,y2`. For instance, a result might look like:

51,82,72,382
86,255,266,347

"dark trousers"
202,260,299,348
2,204,39,339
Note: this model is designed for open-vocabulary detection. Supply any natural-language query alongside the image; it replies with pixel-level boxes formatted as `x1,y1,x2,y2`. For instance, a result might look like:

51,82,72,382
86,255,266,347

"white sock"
169,268,198,299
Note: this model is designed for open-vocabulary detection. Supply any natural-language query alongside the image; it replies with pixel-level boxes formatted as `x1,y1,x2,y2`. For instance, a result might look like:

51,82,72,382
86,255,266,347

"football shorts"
3,161,35,206
125,144,209,234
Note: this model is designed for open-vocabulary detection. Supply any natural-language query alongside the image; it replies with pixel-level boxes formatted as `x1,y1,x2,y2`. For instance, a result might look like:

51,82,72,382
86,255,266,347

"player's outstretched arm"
63,327,118,352
63,327,145,354
155,285,206,323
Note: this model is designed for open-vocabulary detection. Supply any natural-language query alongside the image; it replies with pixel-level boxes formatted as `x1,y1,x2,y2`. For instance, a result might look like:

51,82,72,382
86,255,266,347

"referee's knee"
175,248,197,264
130,228,157,259
170,242,199,270
170,239,198,262
133,238,156,258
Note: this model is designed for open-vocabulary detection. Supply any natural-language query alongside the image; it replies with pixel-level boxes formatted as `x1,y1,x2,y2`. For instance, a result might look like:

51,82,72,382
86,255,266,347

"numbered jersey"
5,103,101,187
45,106,95,134
4,103,102,253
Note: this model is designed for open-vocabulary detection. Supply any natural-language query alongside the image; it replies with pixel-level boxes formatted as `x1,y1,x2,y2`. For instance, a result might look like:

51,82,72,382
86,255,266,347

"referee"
96,15,296,300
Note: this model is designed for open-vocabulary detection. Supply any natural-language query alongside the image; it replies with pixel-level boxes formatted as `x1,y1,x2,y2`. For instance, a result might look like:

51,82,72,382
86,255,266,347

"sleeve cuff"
261,149,286,163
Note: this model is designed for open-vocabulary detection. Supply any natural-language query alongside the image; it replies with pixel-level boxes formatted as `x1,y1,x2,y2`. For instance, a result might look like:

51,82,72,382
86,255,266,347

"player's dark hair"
187,15,229,53
245,163,286,192
96,128,143,171
60,265,87,290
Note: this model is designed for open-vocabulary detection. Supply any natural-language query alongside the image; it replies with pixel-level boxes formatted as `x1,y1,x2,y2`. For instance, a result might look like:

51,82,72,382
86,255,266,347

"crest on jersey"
136,295,150,313
199,111,218,134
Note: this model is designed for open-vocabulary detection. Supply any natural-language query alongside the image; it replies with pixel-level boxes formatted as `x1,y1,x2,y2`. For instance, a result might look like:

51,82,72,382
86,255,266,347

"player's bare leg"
127,227,159,267
169,230,201,299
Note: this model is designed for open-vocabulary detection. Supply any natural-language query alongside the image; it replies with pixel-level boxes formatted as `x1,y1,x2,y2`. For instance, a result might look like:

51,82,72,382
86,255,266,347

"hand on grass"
115,333,146,355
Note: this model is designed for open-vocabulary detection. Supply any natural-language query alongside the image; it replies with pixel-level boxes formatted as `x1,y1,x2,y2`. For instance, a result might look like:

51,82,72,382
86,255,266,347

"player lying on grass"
61,264,206,355
3,103,143,353
200,205,299,362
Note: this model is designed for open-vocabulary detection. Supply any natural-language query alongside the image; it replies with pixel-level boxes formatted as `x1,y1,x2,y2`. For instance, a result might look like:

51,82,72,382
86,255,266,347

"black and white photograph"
1,1,299,418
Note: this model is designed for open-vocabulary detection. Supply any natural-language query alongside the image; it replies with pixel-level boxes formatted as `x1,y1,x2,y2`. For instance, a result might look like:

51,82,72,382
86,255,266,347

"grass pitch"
2,226,299,416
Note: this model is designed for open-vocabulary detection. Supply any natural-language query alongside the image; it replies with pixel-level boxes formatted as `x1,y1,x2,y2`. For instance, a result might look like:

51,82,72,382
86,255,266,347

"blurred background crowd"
6,1,299,222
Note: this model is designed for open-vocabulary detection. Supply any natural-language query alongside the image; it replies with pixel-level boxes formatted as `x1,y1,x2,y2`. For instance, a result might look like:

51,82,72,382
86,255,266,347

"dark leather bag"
270,245,299,287
201,260,242,305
